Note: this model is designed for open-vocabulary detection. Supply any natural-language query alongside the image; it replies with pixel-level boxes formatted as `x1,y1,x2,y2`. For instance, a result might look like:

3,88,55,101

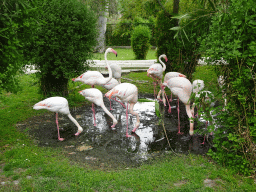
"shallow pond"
19,93,214,169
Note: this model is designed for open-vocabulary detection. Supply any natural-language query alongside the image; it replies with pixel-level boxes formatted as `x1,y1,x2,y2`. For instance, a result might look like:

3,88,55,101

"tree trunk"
173,0,180,14
95,6,108,53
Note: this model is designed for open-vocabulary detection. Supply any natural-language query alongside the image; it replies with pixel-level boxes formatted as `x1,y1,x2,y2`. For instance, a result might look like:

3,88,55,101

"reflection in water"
73,98,213,162
29,97,215,165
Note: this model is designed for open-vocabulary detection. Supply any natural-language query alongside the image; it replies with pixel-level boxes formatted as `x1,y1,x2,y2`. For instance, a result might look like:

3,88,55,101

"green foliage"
106,17,156,46
199,0,256,175
155,4,200,81
131,25,151,60
25,0,97,97
0,0,38,93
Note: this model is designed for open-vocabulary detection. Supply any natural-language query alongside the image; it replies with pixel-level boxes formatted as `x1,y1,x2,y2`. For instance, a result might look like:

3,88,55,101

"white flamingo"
163,77,194,135
72,48,117,121
108,63,122,84
105,83,139,137
33,97,83,141
101,78,125,110
159,72,187,113
147,54,168,104
79,88,117,128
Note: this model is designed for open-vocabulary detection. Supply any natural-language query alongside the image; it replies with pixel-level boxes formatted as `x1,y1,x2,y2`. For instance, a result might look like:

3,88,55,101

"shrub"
0,0,36,93
200,0,256,175
155,5,201,81
131,25,151,60
25,0,97,96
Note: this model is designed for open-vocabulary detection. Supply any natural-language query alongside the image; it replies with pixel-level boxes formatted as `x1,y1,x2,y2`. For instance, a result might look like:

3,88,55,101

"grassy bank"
0,69,255,191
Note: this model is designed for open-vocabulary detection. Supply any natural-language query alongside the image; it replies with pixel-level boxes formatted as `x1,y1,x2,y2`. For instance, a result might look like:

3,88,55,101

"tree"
26,0,98,96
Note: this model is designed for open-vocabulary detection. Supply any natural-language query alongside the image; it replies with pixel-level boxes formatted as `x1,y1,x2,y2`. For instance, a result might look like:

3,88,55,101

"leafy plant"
0,0,38,93
198,0,256,175
25,0,98,97
131,25,151,60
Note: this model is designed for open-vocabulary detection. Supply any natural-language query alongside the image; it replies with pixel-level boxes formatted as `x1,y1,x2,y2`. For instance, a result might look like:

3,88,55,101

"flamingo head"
78,90,85,96
106,48,118,57
73,74,84,82
179,74,186,78
163,54,168,62
162,82,167,89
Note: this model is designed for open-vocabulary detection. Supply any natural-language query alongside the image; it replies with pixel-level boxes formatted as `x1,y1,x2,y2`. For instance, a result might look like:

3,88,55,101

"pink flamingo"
147,54,168,103
72,48,117,122
163,77,194,135
108,63,122,84
33,97,83,141
105,83,140,137
79,88,117,127
101,78,126,110
159,72,186,113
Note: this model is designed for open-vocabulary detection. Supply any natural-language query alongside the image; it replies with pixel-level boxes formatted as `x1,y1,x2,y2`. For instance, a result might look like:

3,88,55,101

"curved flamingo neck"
159,55,166,72
101,104,117,125
104,50,113,84
67,114,83,133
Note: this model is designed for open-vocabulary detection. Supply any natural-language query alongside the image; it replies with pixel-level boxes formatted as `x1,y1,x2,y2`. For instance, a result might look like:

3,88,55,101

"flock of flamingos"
33,48,209,141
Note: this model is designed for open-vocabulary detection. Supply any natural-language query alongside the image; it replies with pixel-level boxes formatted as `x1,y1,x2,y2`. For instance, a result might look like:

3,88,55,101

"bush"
25,0,97,96
106,17,156,46
200,0,256,175
0,0,36,93
155,5,200,81
131,25,151,60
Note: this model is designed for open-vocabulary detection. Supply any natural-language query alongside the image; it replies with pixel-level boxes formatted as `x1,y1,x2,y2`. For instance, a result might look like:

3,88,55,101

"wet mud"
18,93,214,169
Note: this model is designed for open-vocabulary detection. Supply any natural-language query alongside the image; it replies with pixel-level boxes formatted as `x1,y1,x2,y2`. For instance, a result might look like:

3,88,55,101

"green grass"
0,70,255,191
92,48,157,60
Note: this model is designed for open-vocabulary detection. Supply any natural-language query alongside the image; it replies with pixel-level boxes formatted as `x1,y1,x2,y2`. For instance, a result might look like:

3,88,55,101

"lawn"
0,51,255,191
93,48,157,60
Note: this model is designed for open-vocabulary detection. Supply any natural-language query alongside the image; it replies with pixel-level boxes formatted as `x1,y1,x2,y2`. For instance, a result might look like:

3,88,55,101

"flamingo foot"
177,131,184,135
58,138,65,141
189,130,194,135
94,123,97,126
201,136,206,144
168,107,171,114
126,133,132,138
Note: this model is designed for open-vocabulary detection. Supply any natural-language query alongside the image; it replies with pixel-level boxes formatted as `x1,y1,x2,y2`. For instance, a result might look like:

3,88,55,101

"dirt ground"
17,93,213,170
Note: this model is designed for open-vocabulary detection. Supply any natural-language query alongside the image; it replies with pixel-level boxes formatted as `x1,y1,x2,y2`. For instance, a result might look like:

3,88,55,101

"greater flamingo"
79,88,117,128
72,48,117,121
33,97,83,141
100,78,125,110
159,72,186,113
162,77,194,135
107,63,122,84
105,83,140,137
147,54,168,103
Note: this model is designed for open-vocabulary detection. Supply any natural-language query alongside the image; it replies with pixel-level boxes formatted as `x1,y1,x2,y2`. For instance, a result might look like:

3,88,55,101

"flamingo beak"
112,49,118,57
165,57,168,62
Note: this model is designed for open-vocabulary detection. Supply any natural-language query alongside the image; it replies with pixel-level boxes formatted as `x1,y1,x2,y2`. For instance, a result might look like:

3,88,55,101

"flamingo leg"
177,98,183,135
109,98,113,110
126,103,132,138
56,113,64,141
113,97,126,108
92,103,96,126
202,121,208,144
164,92,171,113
